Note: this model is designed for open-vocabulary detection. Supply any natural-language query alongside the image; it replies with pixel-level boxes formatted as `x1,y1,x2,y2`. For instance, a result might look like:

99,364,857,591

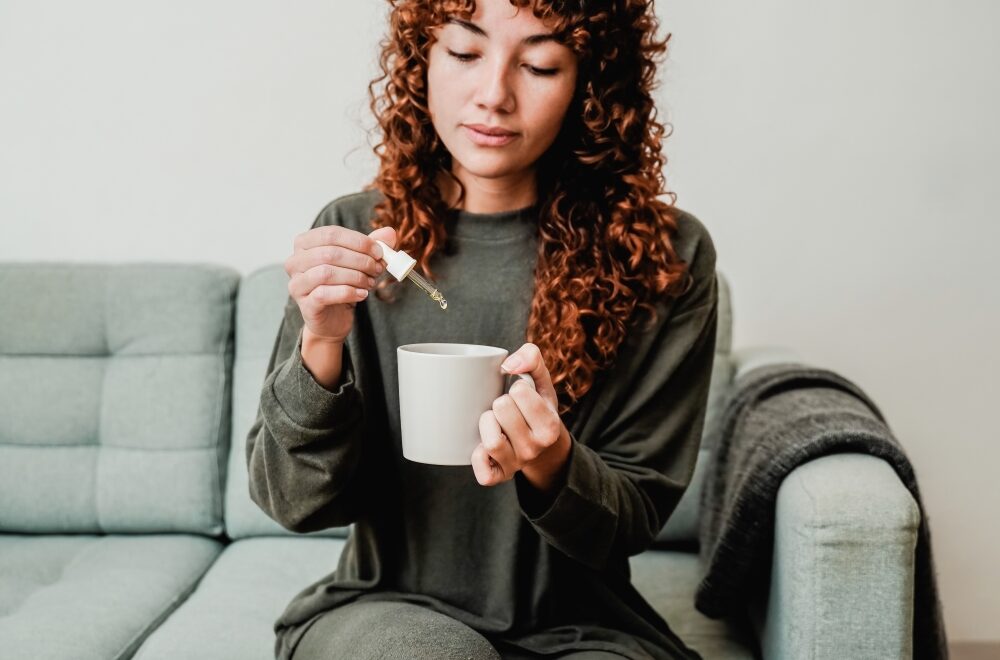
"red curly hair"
364,0,692,415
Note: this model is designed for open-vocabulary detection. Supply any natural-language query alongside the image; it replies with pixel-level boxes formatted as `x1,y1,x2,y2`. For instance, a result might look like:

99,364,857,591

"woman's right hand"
285,225,397,344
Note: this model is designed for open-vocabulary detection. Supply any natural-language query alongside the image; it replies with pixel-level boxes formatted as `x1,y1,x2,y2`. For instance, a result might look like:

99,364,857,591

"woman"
247,0,719,658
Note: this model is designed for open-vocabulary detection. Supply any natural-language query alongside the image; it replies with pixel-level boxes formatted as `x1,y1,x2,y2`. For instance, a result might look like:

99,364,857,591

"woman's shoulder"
670,206,717,282
309,189,386,232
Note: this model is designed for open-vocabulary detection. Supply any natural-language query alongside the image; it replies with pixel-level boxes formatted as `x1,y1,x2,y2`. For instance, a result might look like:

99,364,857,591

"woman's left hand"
473,343,572,492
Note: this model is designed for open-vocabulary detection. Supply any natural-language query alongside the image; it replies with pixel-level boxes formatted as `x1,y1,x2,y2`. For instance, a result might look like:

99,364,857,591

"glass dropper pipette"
375,240,448,310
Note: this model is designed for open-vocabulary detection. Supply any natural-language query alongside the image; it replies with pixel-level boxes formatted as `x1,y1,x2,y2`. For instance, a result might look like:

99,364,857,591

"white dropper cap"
374,240,416,282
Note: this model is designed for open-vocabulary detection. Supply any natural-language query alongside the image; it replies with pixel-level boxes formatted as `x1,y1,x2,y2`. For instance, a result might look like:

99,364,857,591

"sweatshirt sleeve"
514,227,719,571
245,216,371,534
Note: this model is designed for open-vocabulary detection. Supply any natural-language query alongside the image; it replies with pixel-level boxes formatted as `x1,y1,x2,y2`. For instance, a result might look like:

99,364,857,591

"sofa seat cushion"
134,536,345,660
135,537,755,660
0,534,222,660
631,550,758,659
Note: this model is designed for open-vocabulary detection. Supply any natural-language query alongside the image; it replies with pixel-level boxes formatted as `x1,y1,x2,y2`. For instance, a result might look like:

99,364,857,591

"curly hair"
364,0,693,415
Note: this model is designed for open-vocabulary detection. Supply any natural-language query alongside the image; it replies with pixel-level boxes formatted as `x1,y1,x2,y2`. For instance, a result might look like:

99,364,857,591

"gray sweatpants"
290,601,629,660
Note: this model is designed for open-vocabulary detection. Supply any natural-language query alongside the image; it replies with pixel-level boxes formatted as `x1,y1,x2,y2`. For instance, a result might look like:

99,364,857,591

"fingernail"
501,355,521,372
367,276,376,287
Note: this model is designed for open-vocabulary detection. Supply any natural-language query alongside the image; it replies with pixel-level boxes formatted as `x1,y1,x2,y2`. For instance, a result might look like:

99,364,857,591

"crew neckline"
447,203,539,241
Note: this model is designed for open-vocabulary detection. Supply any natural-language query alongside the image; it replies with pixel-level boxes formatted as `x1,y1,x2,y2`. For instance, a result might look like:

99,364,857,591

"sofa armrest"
747,453,919,659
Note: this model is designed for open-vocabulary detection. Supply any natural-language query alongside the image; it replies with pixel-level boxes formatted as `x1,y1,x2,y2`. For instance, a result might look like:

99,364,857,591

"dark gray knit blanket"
693,362,948,660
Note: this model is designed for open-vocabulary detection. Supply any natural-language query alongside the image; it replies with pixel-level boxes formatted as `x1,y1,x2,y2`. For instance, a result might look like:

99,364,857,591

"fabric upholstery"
133,537,346,660
134,537,758,660
0,263,239,535
0,259,916,660
0,534,221,660
626,551,757,658
750,453,920,659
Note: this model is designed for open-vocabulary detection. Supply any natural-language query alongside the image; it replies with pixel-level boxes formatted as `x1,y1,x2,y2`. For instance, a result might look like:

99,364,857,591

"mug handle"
503,371,536,393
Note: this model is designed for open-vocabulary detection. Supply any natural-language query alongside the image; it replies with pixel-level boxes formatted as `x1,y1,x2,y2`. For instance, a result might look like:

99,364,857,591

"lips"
462,124,519,147
464,124,517,136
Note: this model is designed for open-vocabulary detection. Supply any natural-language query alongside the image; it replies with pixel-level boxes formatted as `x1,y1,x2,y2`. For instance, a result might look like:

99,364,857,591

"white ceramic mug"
397,343,534,465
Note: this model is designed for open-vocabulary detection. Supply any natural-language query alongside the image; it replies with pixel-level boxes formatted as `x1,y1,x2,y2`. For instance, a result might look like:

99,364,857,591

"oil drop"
405,269,449,311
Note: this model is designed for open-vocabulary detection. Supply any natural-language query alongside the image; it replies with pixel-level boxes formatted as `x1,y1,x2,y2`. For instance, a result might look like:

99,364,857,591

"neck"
437,165,537,214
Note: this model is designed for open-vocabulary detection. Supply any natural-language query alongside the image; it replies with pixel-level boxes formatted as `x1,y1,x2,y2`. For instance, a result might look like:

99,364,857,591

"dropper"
375,240,448,310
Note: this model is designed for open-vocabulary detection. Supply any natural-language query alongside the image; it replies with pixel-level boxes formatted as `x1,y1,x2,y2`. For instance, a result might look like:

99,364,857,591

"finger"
507,379,561,445
368,226,397,256
289,264,376,299
491,393,534,463
305,284,369,308
471,443,505,487
479,410,518,477
504,372,535,394
294,225,384,261
288,244,384,278
501,343,558,412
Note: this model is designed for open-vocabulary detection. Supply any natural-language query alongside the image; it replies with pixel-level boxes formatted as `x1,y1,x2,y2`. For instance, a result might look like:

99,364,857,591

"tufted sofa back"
0,263,239,536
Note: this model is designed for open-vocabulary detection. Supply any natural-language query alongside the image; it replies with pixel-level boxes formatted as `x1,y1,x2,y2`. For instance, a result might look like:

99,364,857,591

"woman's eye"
447,50,477,62
527,66,558,77
446,49,558,77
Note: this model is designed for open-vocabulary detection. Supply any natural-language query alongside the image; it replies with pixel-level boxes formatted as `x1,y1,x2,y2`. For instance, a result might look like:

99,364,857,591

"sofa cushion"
226,265,352,539
631,550,757,659
133,537,346,660
0,534,221,660
135,537,754,660
0,263,239,535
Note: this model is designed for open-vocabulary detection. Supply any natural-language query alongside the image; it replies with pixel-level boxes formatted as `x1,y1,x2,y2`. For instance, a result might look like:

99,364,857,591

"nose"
474,60,515,114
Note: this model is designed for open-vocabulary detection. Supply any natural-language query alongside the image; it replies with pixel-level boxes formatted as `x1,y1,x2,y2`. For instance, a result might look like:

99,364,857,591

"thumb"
369,226,397,255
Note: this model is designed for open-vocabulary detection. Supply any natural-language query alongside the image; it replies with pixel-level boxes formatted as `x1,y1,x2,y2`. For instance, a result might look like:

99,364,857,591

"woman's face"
427,0,578,187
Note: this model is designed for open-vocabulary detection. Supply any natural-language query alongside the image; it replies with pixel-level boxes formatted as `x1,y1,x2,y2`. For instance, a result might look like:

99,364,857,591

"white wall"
1,0,996,643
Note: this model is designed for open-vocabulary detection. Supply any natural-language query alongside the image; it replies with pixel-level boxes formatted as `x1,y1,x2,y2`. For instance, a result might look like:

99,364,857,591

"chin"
452,151,528,179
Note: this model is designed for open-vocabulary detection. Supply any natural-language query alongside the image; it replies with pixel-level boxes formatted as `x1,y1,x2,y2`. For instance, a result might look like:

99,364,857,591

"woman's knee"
292,600,501,660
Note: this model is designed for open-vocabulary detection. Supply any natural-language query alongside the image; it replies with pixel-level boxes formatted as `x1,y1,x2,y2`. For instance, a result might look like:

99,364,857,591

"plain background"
1,0,996,645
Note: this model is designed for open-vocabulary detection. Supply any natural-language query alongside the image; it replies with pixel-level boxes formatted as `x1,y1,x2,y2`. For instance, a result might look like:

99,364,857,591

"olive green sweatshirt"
246,189,718,659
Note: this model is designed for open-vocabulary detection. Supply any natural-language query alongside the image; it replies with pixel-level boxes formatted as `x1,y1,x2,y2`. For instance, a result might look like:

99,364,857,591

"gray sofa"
0,262,920,659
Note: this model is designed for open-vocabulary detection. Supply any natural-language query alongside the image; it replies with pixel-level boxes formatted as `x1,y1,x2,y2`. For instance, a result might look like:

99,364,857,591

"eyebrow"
444,17,561,46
